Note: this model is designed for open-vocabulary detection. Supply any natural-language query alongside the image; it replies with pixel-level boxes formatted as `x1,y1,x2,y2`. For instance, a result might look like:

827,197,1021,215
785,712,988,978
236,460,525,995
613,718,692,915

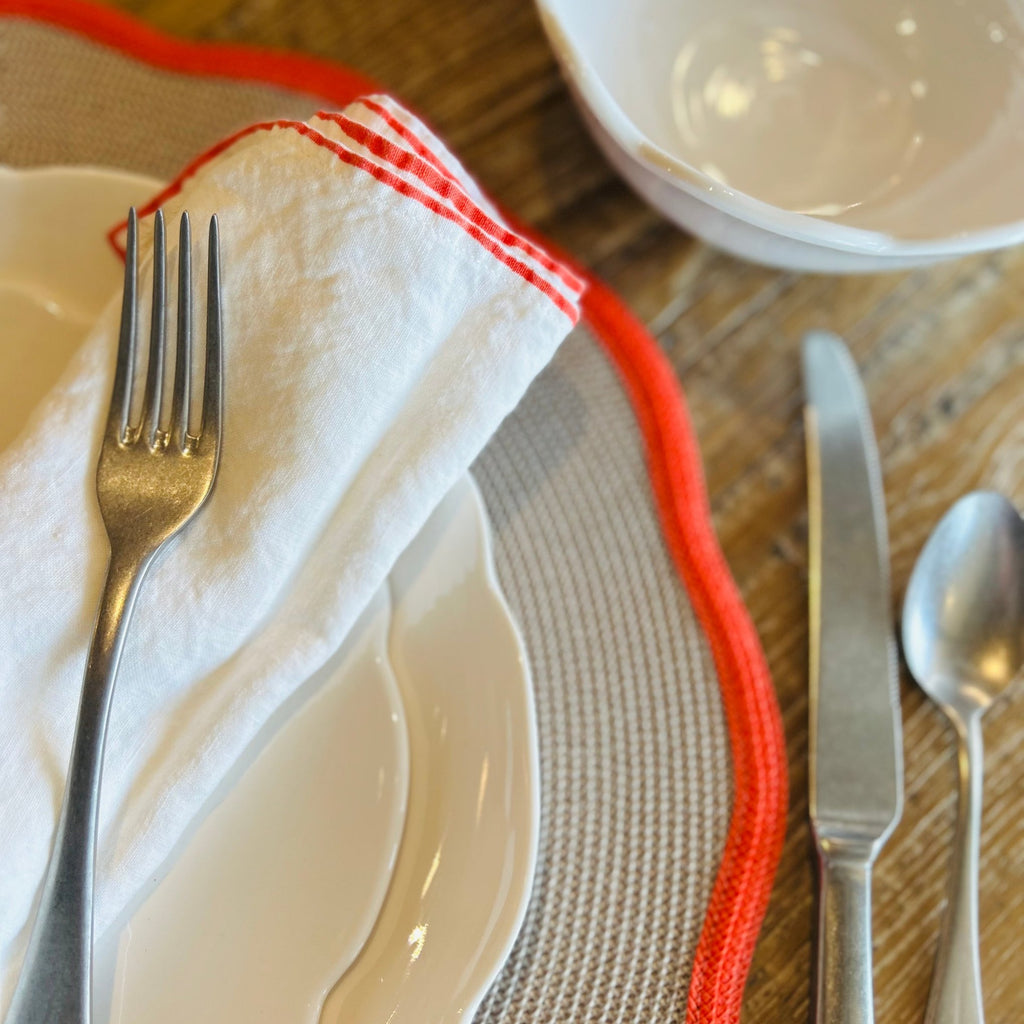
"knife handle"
815,844,875,1024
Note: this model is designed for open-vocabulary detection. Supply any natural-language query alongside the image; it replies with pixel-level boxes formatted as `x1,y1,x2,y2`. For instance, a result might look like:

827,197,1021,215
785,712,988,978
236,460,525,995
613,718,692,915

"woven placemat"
0,6,786,1021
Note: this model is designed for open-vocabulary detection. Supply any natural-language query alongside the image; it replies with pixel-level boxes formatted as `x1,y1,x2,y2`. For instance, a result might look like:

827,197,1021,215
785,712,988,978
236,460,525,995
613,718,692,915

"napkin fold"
0,94,582,1001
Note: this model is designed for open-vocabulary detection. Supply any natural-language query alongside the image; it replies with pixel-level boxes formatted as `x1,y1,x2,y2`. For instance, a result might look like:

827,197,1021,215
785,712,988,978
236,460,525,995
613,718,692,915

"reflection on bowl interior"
548,0,1024,239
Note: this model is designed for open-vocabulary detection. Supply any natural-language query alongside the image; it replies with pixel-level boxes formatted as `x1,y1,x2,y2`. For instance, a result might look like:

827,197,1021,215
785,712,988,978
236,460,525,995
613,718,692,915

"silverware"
901,492,1024,1024
7,208,223,1024
802,331,903,1024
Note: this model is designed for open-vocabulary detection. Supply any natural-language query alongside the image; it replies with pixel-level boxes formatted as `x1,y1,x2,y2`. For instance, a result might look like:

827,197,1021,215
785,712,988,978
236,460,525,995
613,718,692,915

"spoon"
902,491,1024,1024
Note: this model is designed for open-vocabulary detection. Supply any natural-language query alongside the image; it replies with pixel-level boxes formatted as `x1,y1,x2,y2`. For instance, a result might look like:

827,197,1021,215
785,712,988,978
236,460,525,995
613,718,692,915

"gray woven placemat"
0,15,734,1022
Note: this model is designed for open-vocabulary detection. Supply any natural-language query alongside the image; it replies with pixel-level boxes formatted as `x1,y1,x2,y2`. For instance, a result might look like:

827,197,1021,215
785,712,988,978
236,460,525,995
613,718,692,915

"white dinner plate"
0,165,540,1024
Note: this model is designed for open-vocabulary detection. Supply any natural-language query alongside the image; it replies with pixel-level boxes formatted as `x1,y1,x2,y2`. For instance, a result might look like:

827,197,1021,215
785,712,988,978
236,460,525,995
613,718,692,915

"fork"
6,207,223,1024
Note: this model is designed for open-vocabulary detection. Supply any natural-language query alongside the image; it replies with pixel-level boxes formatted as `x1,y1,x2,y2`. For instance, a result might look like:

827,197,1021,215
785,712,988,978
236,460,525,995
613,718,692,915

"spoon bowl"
901,490,1024,1024
902,491,1024,715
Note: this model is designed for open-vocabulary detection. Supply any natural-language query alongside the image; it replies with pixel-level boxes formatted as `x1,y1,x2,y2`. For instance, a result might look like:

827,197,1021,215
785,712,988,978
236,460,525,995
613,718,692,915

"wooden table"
104,1,1024,1020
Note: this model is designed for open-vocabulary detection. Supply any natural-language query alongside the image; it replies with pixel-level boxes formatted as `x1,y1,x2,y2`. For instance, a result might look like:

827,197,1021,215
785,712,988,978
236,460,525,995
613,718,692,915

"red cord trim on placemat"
0,1,788,1017
0,0,378,102
580,277,788,1023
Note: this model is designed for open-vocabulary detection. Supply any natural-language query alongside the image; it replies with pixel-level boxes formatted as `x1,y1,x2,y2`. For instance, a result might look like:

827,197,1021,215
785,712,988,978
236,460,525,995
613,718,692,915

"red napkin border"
0,1,788,1019
107,106,585,324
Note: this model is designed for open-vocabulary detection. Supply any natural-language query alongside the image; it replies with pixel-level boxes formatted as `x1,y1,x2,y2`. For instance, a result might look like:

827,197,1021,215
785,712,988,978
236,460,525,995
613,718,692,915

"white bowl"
536,0,1024,271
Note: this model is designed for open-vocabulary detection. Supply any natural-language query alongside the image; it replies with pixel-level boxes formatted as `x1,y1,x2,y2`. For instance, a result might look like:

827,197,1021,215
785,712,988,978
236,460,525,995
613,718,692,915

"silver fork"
7,208,223,1024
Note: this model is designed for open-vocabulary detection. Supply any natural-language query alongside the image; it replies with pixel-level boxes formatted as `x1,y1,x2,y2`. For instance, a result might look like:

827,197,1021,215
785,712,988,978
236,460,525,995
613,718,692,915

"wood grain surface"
101,1,1024,1020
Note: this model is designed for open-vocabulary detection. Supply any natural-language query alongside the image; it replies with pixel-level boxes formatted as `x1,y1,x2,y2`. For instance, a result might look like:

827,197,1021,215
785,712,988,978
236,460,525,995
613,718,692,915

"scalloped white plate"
0,164,540,1024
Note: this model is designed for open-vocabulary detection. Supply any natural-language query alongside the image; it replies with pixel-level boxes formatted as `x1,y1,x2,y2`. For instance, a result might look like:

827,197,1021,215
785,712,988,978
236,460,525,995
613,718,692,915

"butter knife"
802,331,903,1024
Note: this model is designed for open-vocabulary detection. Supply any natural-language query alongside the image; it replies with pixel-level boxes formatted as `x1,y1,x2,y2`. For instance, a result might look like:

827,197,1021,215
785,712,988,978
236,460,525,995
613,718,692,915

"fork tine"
200,214,223,450
173,211,193,452
143,209,167,448
110,208,138,442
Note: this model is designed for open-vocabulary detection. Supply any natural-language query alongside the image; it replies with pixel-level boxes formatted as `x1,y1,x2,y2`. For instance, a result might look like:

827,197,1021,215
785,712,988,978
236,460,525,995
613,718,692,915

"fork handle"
6,549,149,1024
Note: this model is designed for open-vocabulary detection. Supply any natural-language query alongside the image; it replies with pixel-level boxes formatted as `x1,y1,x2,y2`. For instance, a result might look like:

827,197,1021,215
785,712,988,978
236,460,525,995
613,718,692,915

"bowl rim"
535,0,1024,257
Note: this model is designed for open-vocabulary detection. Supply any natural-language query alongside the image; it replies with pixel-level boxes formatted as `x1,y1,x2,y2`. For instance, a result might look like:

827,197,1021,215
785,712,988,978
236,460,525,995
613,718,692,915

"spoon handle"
926,712,985,1024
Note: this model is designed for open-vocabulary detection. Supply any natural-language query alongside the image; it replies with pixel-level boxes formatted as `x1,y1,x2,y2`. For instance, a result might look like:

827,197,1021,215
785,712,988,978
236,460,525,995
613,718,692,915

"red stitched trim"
580,276,788,1024
0,0,377,102
358,96,456,183
314,110,584,295
105,120,270,254
107,118,579,324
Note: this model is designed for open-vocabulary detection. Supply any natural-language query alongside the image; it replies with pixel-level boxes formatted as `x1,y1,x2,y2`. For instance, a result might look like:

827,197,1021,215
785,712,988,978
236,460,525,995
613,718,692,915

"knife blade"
802,330,903,1024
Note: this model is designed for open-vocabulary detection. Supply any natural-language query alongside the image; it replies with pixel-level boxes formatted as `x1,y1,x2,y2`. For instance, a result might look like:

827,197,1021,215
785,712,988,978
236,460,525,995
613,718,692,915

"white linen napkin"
0,94,583,1002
